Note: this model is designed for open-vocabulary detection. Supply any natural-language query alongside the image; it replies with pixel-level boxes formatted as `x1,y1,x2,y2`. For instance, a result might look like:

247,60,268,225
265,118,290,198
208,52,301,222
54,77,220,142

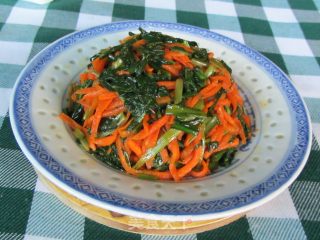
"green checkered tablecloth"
1,0,319,239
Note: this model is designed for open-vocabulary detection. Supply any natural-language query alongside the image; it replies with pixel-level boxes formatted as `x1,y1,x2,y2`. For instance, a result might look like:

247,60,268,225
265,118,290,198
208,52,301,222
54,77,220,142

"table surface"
1,0,320,239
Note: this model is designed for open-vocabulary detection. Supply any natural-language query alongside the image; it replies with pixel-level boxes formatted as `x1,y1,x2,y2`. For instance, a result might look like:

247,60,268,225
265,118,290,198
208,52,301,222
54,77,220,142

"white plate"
10,21,312,222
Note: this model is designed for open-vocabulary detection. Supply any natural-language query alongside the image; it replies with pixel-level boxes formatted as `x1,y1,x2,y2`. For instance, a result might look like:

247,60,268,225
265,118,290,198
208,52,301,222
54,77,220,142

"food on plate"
60,28,252,181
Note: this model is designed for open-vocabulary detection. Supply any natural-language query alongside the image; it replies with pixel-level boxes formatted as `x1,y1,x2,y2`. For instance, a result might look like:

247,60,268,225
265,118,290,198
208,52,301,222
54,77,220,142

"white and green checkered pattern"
1,0,319,239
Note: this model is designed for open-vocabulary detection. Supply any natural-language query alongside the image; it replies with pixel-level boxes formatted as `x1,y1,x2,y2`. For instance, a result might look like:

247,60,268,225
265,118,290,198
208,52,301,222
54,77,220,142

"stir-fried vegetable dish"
60,28,252,181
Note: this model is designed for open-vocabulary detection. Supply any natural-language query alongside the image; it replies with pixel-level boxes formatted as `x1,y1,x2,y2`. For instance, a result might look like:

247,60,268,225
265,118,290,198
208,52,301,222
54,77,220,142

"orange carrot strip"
190,160,210,178
132,115,169,140
164,51,194,69
145,128,160,150
102,106,126,117
204,138,239,159
215,106,238,135
89,99,113,150
116,137,137,175
243,115,251,129
160,148,170,163
71,85,102,100
185,131,202,148
177,146,203,179
144,64,154,74
116,70,130,76
235,118,246,144
127,139,142,157
181,143,194,160
118,119,133,138
78,90,104,106
92,57,106,73
210,70,232,90
87,72,97,81
83,115,94,129
142,114,150,132
98,92,118,101
111,97,125,107
123,139,131,156
59,113,86,134
209,126,226,143
168,139,180,162
168,139,180,181
95,131,118,147
200,83,221,97
83,95,99,121
220,133,232,146
149,115,170,133
156,81,176,90
156,96,171,105
203,100,214,113
132,39,146,48
162,63,182,77
80,72,88,84
165,43,193,53
206,124,219,138
130,119,149,140
185,94,201,108
201,86,221,99
181,154,193,164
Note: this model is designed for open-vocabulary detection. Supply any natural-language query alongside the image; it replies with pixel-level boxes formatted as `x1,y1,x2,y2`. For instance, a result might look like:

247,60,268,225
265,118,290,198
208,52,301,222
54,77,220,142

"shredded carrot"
83,115,94,129
165,43,193,53
89,98,113,150
156,81,176,90
191,160,209,178
144,128,160,150
95,131,118,147
164,51,193,69
144,64,154,74
116,137,137,175
102,106,125,117
177,146,203,179
160,148,170,163
181,144,194,161
59,113,86,134
185,94,201,108
162,63,182,77
235,118,246,144
87,72,97,80
80,72,88,83
181,154,193,165
156,96,171,105
243,115,251,129
116,70,130,75
204,138,239,159
132,39,146,48
127,139,143,157
92,57,106,73
203,100,214,113
168,139,180,181
132,115,169,140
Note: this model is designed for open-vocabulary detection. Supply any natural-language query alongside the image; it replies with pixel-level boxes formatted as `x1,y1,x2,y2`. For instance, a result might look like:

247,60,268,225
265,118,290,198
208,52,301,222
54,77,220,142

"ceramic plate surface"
10,21,311,221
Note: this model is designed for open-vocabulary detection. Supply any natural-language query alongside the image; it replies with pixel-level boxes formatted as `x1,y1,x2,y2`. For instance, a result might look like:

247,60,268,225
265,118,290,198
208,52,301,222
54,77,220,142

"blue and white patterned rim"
11,21,311,218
